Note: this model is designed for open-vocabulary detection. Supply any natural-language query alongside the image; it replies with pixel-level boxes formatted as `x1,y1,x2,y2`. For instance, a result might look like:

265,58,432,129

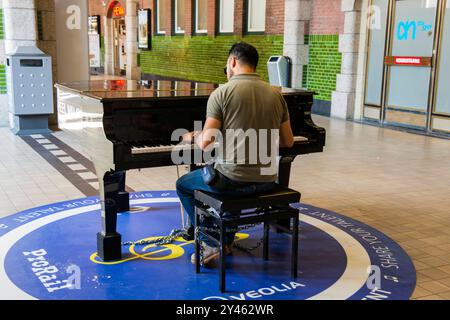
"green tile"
0,9,4,39
303,34,341,101
0,64,7,94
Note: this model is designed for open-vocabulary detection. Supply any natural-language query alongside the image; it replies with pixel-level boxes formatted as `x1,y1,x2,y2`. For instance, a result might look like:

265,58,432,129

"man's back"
207,73,290,183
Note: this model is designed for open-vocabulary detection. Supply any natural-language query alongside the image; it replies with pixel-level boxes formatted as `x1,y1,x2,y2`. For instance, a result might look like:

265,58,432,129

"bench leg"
220,223,226,293
291,213,299,279
195,208,201,274
263,222,270,261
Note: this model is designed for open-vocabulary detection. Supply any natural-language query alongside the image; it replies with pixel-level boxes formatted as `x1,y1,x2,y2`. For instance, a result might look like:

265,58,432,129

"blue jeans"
176,169,276,247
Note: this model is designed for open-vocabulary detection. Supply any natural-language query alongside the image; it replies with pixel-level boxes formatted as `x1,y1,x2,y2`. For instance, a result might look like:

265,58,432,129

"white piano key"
294,136,308,142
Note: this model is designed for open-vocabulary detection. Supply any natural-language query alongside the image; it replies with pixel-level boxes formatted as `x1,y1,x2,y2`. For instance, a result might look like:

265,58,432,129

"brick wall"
266,0,284,35
207,0,217,36
136,0,285,83
90,0,285,36
310,0,344,35
234,0,244,35
89,0,128,36
89,0,125,17
303,0,344,105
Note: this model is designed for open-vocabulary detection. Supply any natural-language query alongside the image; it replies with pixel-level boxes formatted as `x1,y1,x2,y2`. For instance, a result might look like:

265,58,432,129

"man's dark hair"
228,42,259,69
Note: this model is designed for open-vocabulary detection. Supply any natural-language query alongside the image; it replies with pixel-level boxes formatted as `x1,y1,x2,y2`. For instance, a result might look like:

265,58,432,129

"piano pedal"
118,192,130,213
181,226,195,241
97,232,122,261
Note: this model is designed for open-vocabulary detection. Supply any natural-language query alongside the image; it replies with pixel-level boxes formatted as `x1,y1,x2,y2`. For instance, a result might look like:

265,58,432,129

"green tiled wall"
0,9,4,40
140,35,284,83
1,9,5,94
303,34,341,101
0,65,6,94
100,36,105,67
98,33,340,102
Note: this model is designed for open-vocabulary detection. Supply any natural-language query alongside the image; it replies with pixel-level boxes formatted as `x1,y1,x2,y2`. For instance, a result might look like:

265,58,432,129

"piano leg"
117,171,130,213
97,171,123,261
277,156,295,232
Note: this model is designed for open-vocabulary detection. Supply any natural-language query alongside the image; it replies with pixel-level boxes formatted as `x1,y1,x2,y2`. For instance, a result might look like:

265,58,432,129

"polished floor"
0,116,450,300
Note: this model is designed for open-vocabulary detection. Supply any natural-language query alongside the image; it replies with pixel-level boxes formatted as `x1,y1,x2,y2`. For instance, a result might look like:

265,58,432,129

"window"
156,0,168,34
195,0,208,33
247,0,266,32
219,0,234,33
174,0,185,34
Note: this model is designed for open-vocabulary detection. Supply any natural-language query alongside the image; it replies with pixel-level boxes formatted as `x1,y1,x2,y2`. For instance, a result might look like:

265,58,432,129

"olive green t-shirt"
207,73,290,183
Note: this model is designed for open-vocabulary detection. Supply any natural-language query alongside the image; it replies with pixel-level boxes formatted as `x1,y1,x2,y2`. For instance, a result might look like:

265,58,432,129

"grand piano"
56,79,326,262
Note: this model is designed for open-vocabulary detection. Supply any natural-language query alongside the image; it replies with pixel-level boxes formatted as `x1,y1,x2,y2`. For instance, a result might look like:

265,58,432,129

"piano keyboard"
131,144,179,155
131,136,309,155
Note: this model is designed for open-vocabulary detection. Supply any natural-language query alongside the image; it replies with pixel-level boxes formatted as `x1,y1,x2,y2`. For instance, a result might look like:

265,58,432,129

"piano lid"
55,79,314,102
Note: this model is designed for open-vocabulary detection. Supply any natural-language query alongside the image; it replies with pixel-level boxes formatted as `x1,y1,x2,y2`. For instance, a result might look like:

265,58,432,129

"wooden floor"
0,115,449,299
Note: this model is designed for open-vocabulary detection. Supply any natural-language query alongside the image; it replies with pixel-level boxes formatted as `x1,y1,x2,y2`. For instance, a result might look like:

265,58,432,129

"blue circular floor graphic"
0,191,416,300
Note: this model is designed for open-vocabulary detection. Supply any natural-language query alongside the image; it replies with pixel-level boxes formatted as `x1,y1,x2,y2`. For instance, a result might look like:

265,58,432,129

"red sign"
384,56,432,67
394,56,423,66
113,5,125,17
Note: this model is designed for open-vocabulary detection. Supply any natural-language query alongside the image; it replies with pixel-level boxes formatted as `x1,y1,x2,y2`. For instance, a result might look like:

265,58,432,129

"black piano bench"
194,185,301,293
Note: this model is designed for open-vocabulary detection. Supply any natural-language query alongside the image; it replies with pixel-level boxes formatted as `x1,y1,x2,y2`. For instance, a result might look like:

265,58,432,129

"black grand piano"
56,79,325,262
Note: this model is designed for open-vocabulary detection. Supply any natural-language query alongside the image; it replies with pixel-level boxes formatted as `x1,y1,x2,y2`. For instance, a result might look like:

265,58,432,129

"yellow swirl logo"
90,233,250,265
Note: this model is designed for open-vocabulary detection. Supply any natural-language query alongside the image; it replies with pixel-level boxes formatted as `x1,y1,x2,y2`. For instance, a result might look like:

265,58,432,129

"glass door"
363,0,390,121
431,0,450,133
384,0,438,129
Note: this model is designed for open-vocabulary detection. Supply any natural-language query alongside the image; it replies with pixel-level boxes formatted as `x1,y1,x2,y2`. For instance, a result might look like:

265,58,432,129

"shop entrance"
113,17,127,75
108,1,127,76
364,0,450,135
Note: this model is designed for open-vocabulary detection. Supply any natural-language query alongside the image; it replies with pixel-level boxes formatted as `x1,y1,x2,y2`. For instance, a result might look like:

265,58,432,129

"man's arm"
182,117,222,150
279,120,295,148
196,117,222,150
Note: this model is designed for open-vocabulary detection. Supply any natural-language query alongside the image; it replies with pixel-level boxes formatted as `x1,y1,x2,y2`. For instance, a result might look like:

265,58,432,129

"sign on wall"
89,34,101,68
138,9,151,50
88,15,101,35
88,15,101,68
384,56,432,67
113,4,125,17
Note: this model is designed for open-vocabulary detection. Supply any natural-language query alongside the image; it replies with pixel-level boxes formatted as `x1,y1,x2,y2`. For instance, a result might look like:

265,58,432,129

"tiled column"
125,0,139,80
2,0,37,127
36,0,58,125
283,0,311,89
3,0,37,54
54,0,89,83
331,0,362,119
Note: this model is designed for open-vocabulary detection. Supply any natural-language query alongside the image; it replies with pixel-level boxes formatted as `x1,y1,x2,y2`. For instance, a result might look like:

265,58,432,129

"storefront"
363,0,450,135
110,2,127,75
89,0,128,76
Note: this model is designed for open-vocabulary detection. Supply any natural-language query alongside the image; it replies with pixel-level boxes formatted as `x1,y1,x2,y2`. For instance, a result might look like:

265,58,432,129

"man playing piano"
176,42,295,266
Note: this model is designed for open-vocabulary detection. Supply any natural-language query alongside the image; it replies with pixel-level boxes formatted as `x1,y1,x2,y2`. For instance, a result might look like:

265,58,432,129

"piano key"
294,136,308,142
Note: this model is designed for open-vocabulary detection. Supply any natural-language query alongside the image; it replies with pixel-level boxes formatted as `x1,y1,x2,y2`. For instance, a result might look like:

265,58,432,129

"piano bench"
194,185,301,293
